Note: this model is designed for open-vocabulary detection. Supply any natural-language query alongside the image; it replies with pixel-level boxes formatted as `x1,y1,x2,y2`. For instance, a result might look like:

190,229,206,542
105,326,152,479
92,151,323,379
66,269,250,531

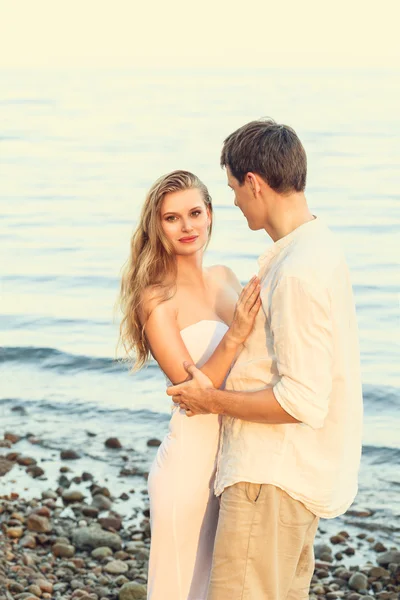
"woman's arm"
142,276,260,388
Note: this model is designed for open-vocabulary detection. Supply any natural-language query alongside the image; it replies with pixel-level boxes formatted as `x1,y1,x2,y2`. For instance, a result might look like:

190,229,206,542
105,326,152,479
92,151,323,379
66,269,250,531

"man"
167,118,363,600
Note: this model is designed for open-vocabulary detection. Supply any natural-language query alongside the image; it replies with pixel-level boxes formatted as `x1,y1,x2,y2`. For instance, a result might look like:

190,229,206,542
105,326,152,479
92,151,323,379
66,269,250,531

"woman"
118,170,260,599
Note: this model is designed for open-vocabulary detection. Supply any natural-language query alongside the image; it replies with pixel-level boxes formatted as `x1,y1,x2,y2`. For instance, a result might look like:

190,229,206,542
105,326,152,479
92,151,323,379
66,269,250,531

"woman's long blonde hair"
118,170,213,370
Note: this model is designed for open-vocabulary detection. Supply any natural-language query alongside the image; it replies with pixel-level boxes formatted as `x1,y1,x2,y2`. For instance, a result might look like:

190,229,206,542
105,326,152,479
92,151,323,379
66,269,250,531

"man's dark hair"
220,118,307,193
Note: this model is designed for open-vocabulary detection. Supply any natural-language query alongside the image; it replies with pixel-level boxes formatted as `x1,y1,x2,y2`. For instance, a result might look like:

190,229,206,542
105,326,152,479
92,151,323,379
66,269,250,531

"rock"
336,530,350,538
372,541,387,553
344,546,356,556
348,572,368,591
60,449,81,460
330,535,347,544
52,542,76,558
11,405,27,413
368,566,390,578
98,515,122,531
91,485,111,497
120,467,139,476
147,438,161,447
314,544,332,560
135,547,150,561
105,437,122,449
16,455,37,466
377,550,400,566
4,432,21,443
42,489,57,500
6,526,24,538
82,505,99,518
92,494,112,511
104,560,129,574
82,471,94,481
36,580,53,594
70,578,85,590
26,465,45,478
0,457,14,476
20,534,36,548
9,582,24,593
62,490,85,503
72,525,122,550
346,507,374,517
27,584,42,597
119,582,147,600
334,552,343,560
91,546,113,560
27,513,51,532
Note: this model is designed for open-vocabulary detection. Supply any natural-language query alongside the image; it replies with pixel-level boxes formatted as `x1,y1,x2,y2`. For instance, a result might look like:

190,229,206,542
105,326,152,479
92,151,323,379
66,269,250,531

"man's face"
226,167,264,231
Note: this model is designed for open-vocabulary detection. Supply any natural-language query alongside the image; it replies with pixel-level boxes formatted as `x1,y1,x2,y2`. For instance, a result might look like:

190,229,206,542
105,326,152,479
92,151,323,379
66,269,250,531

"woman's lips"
179,236,198,243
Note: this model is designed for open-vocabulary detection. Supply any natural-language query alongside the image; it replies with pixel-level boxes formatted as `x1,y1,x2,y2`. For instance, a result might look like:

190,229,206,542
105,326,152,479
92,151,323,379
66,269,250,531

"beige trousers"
207,483,319,600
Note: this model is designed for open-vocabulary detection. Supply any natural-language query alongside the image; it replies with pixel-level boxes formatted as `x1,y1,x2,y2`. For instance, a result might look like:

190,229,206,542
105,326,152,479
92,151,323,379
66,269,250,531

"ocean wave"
362,384,399,410
0,345,157,375
0,396,169,423
362,444,400,464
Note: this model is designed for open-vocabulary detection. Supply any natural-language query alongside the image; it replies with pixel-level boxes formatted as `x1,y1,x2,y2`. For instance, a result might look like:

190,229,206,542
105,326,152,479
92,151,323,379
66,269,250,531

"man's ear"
247,172,261,197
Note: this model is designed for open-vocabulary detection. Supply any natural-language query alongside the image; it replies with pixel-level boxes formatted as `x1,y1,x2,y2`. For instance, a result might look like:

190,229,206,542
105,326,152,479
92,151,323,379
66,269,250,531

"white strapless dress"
147,320,229,600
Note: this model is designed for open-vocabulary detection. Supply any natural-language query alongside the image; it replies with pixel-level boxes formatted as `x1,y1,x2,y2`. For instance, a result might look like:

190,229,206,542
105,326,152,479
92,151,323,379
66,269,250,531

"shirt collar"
258,215,319,266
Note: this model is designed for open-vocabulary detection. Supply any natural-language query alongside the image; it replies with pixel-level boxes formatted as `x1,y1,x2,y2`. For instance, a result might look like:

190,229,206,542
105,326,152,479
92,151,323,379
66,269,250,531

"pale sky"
1,0,399,68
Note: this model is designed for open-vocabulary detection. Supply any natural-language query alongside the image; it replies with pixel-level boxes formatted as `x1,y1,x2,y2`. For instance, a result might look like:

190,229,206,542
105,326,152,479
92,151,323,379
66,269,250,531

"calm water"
0,68,399,542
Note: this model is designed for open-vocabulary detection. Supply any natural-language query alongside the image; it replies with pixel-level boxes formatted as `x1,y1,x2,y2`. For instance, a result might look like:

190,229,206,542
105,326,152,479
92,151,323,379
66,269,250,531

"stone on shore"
72,525,122,550
26,465,45,478
0,457,14,476
377,550,400,566
91,546,113,559
91,494,112,511
62,489,85,503
105,437,122,449
52,542,76,558
60,449,81,460
4,432,21,444
17,455,37,466
146,438,161,447
104,559,129,574
119,582,147,599
27,513,51,533
348,572,369,591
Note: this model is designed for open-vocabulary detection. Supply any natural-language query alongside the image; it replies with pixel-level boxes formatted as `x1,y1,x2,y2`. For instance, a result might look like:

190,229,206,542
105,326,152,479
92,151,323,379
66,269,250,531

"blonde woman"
118,170,260,600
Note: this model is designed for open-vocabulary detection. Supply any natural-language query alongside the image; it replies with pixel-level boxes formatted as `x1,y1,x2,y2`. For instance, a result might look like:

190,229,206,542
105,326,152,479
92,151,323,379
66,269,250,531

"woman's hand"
226,276,261,346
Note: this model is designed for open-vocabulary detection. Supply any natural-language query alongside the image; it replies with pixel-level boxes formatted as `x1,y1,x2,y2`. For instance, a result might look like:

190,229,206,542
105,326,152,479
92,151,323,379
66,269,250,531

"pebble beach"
1,429,400,600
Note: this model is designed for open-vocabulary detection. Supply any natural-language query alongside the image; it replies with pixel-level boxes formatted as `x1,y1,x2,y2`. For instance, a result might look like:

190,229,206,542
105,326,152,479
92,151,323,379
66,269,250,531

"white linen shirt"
214,217,363,518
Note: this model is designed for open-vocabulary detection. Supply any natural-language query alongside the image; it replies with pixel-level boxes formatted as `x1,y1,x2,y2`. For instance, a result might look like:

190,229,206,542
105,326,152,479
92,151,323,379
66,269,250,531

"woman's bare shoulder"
139,284,177,324
206,265,242,294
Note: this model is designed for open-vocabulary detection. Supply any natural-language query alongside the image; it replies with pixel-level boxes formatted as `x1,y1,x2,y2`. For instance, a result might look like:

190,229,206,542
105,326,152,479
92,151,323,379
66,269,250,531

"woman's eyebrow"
162,205,202,216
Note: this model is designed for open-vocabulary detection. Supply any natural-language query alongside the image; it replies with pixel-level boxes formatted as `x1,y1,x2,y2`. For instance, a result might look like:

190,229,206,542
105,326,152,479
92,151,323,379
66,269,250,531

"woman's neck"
175,253,205,286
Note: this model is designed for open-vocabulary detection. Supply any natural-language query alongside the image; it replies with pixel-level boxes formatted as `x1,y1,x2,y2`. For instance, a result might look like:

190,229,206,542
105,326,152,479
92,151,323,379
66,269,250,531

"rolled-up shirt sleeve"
270,275,333,429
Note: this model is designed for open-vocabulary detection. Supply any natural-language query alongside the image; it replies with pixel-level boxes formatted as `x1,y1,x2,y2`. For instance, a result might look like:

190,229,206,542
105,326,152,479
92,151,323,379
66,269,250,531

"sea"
0,68,399,553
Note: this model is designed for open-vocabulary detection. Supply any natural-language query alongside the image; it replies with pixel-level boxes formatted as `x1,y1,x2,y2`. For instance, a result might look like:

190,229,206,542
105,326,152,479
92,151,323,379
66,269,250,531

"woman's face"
160,188,211,256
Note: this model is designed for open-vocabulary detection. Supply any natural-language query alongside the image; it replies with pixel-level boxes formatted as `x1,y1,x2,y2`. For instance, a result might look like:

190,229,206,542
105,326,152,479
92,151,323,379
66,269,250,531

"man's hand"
166,362,216,417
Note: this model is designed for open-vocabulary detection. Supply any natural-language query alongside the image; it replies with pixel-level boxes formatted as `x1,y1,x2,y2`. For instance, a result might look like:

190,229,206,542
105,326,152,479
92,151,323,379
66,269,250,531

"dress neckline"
180,319,228,334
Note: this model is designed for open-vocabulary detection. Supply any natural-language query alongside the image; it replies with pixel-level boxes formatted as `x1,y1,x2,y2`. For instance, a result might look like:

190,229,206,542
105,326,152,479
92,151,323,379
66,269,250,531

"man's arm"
168,275,333,429
200,385,300,424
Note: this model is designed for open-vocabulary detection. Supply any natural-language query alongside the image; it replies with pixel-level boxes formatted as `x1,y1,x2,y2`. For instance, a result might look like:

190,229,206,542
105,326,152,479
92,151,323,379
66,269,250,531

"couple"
118,119,363,600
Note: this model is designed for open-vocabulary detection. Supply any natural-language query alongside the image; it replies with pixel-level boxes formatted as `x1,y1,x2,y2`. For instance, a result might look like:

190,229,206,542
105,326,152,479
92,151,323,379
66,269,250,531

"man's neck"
265,193,314,242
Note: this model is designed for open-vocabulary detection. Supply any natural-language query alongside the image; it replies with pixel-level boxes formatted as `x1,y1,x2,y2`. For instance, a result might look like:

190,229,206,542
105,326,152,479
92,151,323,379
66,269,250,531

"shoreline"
1,432,399,600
